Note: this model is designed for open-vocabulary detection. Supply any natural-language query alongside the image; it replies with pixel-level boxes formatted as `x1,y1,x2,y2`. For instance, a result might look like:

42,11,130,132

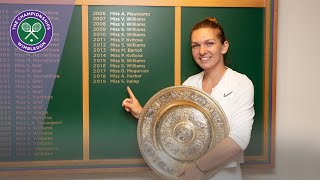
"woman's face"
191,28,228,71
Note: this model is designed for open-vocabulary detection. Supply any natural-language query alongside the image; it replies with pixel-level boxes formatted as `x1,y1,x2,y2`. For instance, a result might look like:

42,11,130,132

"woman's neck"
202,66,227,94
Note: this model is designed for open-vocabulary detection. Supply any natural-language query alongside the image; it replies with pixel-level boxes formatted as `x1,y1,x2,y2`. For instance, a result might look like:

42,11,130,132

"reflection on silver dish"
137,86,229,180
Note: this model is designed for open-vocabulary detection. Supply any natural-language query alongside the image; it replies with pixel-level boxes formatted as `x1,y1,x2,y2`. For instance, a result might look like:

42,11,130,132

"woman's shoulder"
226,68,253,90
182,71,204,86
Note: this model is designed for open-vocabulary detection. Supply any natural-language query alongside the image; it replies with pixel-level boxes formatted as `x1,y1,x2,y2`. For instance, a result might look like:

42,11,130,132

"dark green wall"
181,7,265,157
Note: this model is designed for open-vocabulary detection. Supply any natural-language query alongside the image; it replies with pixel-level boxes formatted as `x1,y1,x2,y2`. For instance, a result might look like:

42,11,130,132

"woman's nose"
199,45,207,55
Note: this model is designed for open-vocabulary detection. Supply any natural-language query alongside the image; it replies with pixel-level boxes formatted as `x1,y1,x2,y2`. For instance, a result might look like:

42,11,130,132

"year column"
0,9,12,161
90,11,107,85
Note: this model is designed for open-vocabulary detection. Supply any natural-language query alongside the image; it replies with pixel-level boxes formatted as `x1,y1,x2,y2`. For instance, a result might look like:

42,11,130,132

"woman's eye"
206,42,214,47
192,44,200,49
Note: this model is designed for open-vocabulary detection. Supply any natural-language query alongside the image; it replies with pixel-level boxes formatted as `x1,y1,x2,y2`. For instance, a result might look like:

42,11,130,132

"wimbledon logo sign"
10,10,53,53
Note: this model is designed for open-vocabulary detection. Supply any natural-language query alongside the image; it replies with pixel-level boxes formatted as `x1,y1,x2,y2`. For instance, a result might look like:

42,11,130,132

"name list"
91,11,150,85
0,9,61,161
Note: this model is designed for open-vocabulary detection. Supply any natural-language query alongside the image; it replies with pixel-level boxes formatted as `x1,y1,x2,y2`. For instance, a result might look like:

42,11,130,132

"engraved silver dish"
137,86,229,179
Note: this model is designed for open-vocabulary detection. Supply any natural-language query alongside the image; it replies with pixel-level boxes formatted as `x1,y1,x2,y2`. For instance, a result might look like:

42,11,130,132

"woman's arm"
195,137,242,172
178,137,242,180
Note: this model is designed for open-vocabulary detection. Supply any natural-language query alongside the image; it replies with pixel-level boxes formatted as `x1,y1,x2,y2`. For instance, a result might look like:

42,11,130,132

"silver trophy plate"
137,86,229,179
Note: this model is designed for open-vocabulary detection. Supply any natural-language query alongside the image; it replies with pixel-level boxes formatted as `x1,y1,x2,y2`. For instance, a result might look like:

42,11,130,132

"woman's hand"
177,163,205,180
122,86,142,119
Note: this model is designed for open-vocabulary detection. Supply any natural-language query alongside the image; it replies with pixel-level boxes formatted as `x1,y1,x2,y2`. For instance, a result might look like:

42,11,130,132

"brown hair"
191,18,226,44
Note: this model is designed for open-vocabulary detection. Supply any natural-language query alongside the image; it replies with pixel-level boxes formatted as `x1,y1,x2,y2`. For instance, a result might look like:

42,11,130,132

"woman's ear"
222,41,229,54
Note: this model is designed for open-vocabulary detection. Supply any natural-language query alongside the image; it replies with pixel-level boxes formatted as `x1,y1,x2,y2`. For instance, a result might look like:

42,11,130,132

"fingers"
122,98,132,105
123,102,131,112
123,87,141,119
124,107,131,112
122,99,133,111
122,102,132,112
176,169,185,177
127,86,136,100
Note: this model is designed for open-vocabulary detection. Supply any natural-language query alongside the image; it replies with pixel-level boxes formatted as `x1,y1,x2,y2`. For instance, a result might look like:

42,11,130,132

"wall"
2,0,320,179
243,0,320,179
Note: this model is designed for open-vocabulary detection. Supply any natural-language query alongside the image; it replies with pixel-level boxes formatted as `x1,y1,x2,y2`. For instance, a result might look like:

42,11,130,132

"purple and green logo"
10,10,53,53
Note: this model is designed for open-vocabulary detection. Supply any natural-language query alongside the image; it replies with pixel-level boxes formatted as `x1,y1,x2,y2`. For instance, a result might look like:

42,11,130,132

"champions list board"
0,0,277,174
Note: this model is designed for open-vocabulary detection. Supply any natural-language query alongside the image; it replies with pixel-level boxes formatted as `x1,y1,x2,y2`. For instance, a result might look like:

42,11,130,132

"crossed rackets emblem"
11,10,53,53
21,22,42,42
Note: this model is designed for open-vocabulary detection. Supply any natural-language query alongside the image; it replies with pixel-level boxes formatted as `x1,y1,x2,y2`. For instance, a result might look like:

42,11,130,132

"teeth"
200,57,209,61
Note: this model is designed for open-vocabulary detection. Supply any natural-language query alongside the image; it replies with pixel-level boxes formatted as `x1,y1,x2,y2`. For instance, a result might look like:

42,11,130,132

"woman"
122,18,254,180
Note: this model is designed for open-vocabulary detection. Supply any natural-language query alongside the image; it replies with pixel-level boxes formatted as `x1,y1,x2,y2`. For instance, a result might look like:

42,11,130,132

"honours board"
88,6,175,159
0,1,276,173
0,4,83,163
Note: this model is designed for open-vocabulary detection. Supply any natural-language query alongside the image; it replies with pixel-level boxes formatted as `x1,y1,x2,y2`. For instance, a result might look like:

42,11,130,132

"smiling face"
191,28,229,71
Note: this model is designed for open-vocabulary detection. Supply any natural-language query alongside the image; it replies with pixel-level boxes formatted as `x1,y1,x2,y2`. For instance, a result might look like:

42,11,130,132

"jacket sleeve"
228,79,255,150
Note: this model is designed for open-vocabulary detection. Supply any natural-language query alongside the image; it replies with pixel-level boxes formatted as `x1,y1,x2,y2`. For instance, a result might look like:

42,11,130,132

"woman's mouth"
200,57,210,61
